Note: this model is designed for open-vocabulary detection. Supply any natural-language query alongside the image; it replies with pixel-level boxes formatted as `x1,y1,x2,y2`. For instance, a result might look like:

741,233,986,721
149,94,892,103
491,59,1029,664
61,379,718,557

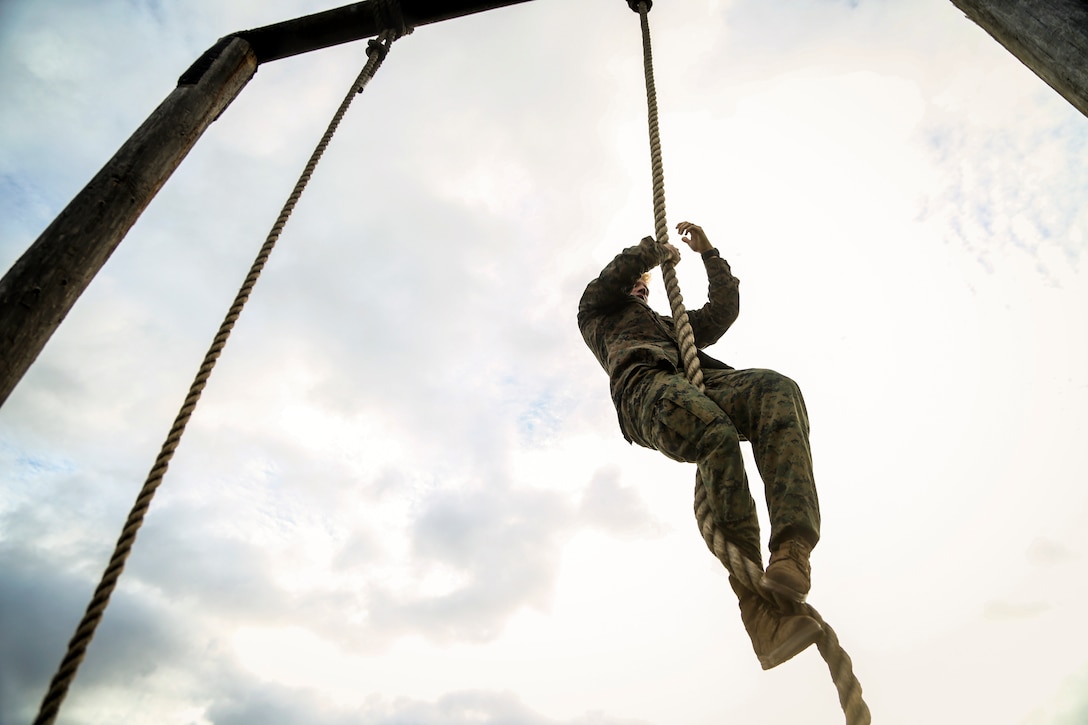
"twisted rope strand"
636,3,705,393
31,27,407,725
633,4,868,723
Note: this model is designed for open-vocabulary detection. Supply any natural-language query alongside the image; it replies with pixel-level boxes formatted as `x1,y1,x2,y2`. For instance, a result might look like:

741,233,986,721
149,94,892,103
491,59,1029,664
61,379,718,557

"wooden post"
0,37,259,407
950,0,1088,119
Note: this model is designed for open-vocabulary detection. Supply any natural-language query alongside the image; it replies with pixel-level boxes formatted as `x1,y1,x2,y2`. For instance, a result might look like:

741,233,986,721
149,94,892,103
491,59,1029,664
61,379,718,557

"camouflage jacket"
577,236,741,441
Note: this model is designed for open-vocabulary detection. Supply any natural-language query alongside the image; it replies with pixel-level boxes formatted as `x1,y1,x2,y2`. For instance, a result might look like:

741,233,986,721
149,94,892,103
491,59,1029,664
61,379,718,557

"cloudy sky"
2,0,1087,723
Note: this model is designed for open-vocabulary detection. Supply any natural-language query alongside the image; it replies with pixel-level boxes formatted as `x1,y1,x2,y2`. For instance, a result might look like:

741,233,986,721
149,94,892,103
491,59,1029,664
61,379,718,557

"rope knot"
366,37,390,62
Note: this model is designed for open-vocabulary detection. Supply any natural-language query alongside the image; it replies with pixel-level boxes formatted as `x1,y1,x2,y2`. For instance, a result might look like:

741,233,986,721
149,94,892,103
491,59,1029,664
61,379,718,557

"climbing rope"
629,0,704,393
31,16,411,725
627,3,869,723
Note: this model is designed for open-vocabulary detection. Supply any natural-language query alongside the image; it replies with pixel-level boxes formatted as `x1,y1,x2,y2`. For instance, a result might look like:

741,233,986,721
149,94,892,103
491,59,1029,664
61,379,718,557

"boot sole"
758,617,823,670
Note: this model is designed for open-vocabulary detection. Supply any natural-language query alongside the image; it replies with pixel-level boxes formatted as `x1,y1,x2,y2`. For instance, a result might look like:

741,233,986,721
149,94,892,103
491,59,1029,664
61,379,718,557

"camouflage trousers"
620,366,820,565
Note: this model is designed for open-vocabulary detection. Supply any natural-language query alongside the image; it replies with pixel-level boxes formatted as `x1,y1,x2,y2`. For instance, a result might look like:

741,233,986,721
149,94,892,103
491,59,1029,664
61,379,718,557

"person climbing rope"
577,221,824,670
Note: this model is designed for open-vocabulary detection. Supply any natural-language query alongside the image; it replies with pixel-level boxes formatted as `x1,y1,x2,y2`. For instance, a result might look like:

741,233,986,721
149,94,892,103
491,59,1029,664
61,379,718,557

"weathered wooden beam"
950,0,1088,119
0,37,259,407
238,0,537,63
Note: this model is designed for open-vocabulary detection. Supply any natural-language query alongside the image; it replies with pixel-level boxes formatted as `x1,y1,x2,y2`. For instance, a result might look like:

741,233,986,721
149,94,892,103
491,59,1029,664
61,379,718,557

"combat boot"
730,576,822,670
760,538,812,605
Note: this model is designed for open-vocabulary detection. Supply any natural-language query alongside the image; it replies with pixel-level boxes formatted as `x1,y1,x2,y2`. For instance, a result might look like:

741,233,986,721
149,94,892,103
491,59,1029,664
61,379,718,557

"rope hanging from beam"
627,3,870,722
31,11,411,725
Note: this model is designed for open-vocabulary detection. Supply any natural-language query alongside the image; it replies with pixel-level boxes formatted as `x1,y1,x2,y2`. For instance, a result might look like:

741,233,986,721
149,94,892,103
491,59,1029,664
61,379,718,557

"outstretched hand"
676,221,713,254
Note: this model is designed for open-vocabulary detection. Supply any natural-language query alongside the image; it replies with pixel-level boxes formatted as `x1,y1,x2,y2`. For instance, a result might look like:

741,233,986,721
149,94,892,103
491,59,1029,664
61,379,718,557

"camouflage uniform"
578,236,820,565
